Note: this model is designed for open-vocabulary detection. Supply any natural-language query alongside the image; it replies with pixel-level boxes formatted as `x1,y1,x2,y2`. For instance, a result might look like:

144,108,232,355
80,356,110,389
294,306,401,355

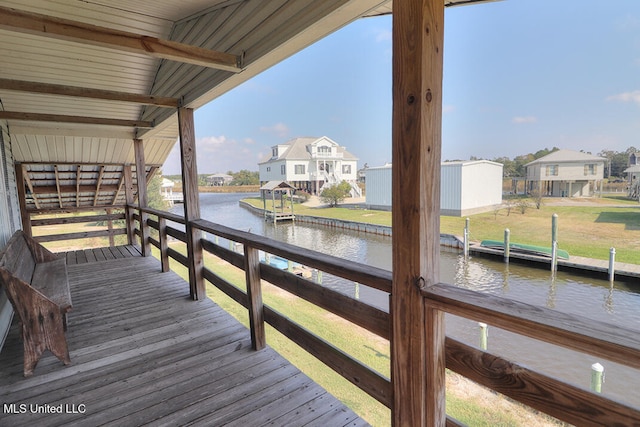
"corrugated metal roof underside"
21,163,153,211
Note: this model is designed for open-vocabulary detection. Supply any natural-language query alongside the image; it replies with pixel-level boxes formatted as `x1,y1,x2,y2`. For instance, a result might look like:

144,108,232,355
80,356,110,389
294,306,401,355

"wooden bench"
0,230,72,376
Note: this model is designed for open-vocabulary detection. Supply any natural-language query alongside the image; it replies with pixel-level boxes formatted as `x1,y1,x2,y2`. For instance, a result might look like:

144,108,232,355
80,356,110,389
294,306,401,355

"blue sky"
163,0,640,175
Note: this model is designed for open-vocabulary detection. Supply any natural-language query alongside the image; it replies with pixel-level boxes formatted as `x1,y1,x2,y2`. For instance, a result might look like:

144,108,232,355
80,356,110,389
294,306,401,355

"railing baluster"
139,207,151,257
158,216,169,272
244,245,265,350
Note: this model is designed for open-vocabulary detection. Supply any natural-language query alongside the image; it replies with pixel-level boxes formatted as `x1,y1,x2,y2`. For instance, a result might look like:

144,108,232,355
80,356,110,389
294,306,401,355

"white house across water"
525,149,606,197
365,160,503,216
258,136,360,196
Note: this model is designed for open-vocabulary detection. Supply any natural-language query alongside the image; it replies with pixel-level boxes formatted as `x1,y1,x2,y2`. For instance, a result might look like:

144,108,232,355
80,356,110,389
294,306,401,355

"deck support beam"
391,0,446,426
178,107,205,300
134,139,151,257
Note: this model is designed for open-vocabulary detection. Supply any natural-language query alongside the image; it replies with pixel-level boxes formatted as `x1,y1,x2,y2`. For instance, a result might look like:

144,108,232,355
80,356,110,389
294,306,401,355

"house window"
317,146,331,155
280,165,286,175
584,164,597,175
295,165,305,174
342,165,351,174
272,147,278,158
545,165,558,176
266,167,271,172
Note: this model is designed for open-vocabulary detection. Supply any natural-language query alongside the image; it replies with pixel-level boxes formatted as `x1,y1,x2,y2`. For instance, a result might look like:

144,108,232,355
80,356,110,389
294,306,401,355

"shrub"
320,181,352,207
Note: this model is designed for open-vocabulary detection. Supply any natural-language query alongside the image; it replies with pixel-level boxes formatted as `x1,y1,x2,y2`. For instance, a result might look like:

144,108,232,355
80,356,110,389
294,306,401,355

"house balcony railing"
312,152,344,159
29,205,640,425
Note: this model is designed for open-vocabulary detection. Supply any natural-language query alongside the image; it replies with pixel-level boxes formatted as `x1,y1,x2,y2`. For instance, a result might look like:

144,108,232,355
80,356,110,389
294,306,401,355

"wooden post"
123,164,136,246
159,216,169,273
14,163,32,237
106,208,115,247
392,0,446,426
178,107,205,300
134,138,151,256
244,245,265,350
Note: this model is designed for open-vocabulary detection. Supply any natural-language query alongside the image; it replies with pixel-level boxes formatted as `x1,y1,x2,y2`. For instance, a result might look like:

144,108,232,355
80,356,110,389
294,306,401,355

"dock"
469,243,640,280
264,211,295,224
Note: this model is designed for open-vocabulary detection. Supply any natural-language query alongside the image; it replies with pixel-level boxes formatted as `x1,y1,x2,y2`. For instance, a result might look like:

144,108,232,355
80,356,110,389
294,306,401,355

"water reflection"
181,193,640,407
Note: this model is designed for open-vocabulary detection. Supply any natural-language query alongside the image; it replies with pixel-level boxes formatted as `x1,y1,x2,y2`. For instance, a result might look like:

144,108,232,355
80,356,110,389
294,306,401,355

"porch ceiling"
20,163,155,212
0,0,494,169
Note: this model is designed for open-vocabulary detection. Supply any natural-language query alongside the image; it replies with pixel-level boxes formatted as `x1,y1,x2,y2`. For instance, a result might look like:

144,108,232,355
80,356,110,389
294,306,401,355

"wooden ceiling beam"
0,78,180,108
22,165,41,210
93,165,105,206
146,166,158,183
0,6,241,72
112,171,126,205
0,111,153,128
53,165,63,208
32,184,121,195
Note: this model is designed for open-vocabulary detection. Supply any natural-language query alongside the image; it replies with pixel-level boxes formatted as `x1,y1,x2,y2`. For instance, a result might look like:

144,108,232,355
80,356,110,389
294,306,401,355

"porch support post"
134,138,151,256
123,164,136,245
15,163,32,237
392,0,445,426
244,246,265,350
178,107,205,300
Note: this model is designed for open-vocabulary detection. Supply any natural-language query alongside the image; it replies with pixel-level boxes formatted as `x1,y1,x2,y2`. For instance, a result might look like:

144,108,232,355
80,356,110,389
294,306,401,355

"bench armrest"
22,232,60,263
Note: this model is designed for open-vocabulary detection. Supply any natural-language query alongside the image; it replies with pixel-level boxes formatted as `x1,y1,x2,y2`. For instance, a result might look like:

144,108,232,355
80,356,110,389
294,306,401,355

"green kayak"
480,240,569,260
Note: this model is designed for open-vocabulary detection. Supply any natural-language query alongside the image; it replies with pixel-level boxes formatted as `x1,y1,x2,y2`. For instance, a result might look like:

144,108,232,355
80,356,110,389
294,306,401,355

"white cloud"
606,90,640,105
443,105,455,114
512,116,538,124
375,29,392,43
160,135,262,174
615,14,640,32
198,135,228,152
259,122,290,138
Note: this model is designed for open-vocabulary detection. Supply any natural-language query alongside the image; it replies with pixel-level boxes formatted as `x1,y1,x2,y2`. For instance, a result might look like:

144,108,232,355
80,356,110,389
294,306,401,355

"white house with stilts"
525,149,606,197
258,136,360,197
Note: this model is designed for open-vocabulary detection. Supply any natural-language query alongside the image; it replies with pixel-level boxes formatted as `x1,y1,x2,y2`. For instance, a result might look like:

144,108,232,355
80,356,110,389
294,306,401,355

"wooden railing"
131,205,640,425
30,208,127,246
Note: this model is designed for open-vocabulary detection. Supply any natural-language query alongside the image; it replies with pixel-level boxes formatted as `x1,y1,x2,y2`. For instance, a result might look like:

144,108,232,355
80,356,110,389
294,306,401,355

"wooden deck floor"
0,252,367,426
65,245,142,265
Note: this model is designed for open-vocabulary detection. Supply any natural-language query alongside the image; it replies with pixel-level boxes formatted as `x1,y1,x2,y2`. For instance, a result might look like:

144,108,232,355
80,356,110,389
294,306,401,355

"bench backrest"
0,231,36,284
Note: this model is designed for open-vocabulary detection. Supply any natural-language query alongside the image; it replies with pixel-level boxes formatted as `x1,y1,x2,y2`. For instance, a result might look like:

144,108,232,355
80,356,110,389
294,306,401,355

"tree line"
164,170,259,186
464,146,638,179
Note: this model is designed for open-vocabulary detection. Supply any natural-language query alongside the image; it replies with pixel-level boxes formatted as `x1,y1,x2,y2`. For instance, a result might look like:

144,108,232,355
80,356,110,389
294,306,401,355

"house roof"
260,136,358,164
524,149,607,166
624,165,640,174
260,180,296,191
0,0,495,210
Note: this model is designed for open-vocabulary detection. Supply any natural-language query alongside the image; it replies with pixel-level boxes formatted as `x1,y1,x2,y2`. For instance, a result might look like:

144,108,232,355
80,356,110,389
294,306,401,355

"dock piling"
609,248,616,282
504,229,510,262
591,363,604,393
479,322,488,350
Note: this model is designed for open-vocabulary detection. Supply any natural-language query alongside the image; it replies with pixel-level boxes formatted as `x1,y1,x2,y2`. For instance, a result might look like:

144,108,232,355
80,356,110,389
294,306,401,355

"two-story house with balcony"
259,136,360,196
525,149,606,197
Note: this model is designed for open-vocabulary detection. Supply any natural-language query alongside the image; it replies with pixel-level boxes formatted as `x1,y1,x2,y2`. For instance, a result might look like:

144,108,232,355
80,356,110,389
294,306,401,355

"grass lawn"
244,196,640,264
154,243,564,427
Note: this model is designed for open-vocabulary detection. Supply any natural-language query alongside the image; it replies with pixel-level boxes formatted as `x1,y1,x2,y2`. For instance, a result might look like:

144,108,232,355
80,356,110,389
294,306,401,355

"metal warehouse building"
365,160,503,216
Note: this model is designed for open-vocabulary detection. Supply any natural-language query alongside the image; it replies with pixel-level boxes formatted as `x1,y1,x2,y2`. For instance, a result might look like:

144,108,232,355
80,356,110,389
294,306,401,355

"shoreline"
239,199,640,281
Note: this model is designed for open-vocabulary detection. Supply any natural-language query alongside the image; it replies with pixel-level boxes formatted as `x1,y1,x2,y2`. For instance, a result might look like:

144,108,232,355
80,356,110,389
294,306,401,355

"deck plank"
0,255,365,426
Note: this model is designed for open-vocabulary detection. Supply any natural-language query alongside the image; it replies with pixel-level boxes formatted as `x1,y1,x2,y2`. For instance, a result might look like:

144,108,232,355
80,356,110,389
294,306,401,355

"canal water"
172,192,640,407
